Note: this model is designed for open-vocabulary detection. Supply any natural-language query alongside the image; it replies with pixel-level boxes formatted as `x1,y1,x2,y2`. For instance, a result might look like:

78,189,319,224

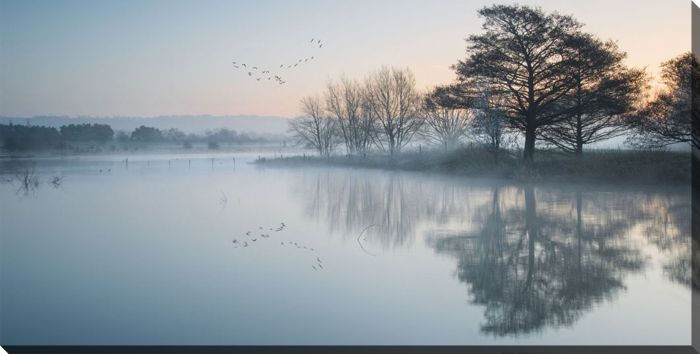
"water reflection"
294,169,493,249
429,187,646,336
293,168,691,336
636,196,692,287
0,161,41,195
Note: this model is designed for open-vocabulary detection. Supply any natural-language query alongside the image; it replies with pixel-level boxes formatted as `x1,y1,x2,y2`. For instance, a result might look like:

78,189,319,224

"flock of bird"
232,222,324,271
231,38,324,85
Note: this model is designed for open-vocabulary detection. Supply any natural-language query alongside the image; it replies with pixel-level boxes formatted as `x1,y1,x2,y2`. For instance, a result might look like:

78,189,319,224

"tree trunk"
575,113,583,156
575,141,583,156
523,125,536,162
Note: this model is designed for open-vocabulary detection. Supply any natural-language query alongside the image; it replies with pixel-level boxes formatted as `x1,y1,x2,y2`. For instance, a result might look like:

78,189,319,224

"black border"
2,2,700,354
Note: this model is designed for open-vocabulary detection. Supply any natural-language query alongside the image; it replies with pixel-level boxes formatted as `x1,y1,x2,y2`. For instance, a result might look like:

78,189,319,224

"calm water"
0,152,692,345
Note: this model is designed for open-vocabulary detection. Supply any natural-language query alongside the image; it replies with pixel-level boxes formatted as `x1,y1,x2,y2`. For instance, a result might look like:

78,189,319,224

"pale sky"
0,0,690,118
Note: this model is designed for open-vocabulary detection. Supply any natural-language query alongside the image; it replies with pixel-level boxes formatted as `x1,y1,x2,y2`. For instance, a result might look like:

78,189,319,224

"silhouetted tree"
326,76,375,154
455,5,581,162
0,124,63,150
130,126,162,142
540,34,645,154
60,123,114,142
364,67,423,155
628,52,698,149
420,85,473,151
290,96,337,156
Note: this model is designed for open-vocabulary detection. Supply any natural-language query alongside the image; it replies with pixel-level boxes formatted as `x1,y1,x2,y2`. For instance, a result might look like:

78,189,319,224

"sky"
0,0,691,118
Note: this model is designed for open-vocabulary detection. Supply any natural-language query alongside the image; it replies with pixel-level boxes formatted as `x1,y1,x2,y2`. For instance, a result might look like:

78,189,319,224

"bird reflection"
232,222,322,270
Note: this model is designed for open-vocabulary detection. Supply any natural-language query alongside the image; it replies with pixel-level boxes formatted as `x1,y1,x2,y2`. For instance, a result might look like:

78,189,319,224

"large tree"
289,96,337,156
628,52,698,149
455,5,582,162
364,67,423,155
325,76,374,154
540,34,645,155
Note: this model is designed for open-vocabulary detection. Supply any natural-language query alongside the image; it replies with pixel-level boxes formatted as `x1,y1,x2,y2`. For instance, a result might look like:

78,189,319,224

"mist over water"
0,152,691,345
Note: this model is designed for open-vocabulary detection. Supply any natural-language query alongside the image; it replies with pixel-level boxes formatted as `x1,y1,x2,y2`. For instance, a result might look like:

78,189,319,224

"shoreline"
254,148,692,188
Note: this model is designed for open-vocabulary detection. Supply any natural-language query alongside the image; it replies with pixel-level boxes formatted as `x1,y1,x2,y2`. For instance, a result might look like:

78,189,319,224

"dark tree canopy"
130,125,163,142
628,52,698,149
60,123,114,142
455,5,582,161
0,124,63,151
540,34,645,154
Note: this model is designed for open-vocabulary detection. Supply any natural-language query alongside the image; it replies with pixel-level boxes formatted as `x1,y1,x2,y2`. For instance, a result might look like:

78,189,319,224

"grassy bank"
255,148,691,186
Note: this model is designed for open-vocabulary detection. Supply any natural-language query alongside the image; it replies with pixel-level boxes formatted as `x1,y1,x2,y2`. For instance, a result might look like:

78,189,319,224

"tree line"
0,123,278,151
0,123,114,151
290,4,696,161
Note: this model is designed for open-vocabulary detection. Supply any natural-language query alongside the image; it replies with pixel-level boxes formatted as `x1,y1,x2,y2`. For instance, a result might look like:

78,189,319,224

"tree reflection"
294,169,493,249
428,187,645,336
635,194,693,288
292,169,692,333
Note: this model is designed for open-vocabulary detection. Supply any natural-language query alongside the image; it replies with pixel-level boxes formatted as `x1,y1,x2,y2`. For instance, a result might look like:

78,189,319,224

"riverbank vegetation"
257,148,689,185
283,4,695,178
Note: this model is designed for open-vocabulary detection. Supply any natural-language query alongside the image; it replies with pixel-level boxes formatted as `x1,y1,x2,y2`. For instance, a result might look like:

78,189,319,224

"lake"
0,152,692,345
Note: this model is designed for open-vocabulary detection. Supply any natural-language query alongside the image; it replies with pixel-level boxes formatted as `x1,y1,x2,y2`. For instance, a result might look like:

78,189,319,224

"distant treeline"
0,122,282,151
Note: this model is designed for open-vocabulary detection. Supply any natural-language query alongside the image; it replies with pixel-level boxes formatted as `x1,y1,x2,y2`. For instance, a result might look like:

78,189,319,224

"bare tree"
455,5,582,162
470,84,513,155
364,67,423,155
420,85,473,151
325,76,374,154
540,33,645,155
628,52,697,149
289,96,337,156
